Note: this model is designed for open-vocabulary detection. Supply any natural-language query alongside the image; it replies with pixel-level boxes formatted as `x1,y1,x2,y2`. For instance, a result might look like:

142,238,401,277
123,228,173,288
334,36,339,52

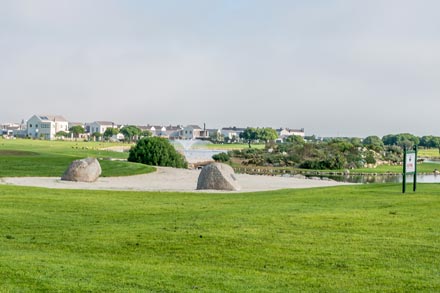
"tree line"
56,125,151,142
225,133,440,170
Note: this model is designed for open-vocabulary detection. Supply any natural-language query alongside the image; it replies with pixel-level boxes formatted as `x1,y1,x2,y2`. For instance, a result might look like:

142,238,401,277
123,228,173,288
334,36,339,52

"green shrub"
365,151,377,164
212,152,230,162
128,137,187,168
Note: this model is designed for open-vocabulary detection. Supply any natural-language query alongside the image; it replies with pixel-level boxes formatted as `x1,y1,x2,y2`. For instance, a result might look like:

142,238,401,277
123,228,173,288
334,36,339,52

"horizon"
2,113,439,139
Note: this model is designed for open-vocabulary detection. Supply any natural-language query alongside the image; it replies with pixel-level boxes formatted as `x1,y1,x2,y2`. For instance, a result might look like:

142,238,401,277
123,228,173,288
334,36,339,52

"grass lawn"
232,162,440,176
0,139,155,177
419,148,440,158
351,162,440,174
0,184,439,291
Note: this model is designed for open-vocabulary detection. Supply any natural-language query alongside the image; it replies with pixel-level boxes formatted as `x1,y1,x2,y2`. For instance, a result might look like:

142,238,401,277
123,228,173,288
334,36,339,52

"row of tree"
229,136,404,170
226,132,440,170
351,134,440,152
216,128,440,151
239,127,279,147
56,125,152,142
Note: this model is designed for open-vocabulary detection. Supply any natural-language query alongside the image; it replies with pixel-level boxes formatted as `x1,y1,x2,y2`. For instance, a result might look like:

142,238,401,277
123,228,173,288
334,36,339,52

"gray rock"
61,158,102,182
197,163,241,191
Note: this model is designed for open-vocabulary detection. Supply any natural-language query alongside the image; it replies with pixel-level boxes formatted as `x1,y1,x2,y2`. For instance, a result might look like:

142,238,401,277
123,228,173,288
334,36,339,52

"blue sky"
1,0,440,137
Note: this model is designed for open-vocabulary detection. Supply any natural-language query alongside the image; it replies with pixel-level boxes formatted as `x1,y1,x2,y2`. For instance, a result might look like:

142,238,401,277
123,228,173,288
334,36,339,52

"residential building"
139,125,165,137
164,125,183,139
26,115,69,140
180,125,209,140
277,128,305,139
1,122,26,137
86,121,116,135
68,122,85,129
221,127,246,141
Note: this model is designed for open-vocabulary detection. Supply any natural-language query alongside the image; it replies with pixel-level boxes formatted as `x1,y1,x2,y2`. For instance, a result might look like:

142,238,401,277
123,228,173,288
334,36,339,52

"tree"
304,135,318,142
363,136,384,152
209,131,224,144
240,127,258,148
55,131,69,138
120,125,142,142
382,134,398,146
128,137,187,168
420,136,440,148
91,132,102,141
103,127,119,140
259,128,278,143
383,133,419,149
69,125,85,138
141,130,152,137
285,135,305,145
396,133,419,149
349,137,362,148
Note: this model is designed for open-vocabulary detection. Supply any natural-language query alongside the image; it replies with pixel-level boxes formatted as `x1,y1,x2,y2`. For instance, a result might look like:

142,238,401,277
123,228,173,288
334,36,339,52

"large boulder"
196,163,240,191
61,158,102,182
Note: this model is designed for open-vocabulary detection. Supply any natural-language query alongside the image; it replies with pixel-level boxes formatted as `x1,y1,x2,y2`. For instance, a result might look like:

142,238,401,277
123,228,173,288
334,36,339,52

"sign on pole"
402,146,417,193
405,152,416,173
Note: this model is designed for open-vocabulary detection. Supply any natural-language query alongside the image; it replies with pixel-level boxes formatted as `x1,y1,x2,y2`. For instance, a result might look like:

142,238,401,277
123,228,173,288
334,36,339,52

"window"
29,124,32,128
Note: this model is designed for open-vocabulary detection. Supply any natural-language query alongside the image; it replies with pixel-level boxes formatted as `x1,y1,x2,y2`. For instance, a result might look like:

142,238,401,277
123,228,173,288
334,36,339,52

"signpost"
402,146,417,193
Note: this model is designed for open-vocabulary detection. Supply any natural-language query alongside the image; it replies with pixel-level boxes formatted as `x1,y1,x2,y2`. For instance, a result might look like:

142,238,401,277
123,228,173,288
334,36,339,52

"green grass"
233,162,440,176
352,162,440,174
419,148,440,158
0,184,439,291
0,139,155,177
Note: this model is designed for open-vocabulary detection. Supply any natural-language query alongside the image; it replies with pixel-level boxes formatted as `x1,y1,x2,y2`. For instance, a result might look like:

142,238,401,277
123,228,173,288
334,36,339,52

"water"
174,139,199,150
171,139,226,163
172,140,440,180
308,174,440,184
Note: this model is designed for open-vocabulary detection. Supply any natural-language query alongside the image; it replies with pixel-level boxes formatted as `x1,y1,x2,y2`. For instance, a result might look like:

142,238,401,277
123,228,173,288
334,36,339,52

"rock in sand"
61,157,102,182
196,163,240,191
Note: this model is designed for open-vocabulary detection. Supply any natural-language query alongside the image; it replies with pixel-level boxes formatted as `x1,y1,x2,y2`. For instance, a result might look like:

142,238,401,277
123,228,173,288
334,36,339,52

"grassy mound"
0,139,155,177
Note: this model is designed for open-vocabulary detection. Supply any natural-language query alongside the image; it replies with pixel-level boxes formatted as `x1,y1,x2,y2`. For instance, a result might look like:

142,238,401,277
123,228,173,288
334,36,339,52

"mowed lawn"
0,139,154,177
0,184,439,291
419,148,440,158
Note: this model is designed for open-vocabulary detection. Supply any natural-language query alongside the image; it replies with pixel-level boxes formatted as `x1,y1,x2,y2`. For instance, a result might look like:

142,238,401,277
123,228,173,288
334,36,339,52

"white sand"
0,167,352,193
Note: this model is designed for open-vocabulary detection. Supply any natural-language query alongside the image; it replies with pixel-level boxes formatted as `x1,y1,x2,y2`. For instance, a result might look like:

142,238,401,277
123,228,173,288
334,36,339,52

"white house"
139,125,166,137
86,121,116,134
221,127,246,141
162,125,182,139
27,115,69,140
277,128,305,138
180,125,209,140
2,122,26,137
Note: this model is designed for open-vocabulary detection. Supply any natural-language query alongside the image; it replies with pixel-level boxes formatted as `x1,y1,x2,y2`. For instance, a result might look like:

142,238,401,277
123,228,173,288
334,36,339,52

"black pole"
413,145,417,192
402,146,406,194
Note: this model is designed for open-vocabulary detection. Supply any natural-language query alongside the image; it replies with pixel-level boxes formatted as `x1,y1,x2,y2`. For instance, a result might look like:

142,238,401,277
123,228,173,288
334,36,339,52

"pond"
171,140,226,163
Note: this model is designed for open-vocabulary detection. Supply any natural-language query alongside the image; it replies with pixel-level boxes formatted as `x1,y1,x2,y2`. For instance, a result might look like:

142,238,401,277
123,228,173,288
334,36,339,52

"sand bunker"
0,167,352,193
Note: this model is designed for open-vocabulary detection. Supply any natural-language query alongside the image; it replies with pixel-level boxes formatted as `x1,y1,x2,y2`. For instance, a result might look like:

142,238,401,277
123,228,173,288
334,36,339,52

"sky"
1,0,440,137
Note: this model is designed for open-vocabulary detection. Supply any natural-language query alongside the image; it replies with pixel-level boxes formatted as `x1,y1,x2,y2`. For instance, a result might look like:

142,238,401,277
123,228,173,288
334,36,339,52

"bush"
212,152,230,162
365,151,377,164
128,137,187,168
